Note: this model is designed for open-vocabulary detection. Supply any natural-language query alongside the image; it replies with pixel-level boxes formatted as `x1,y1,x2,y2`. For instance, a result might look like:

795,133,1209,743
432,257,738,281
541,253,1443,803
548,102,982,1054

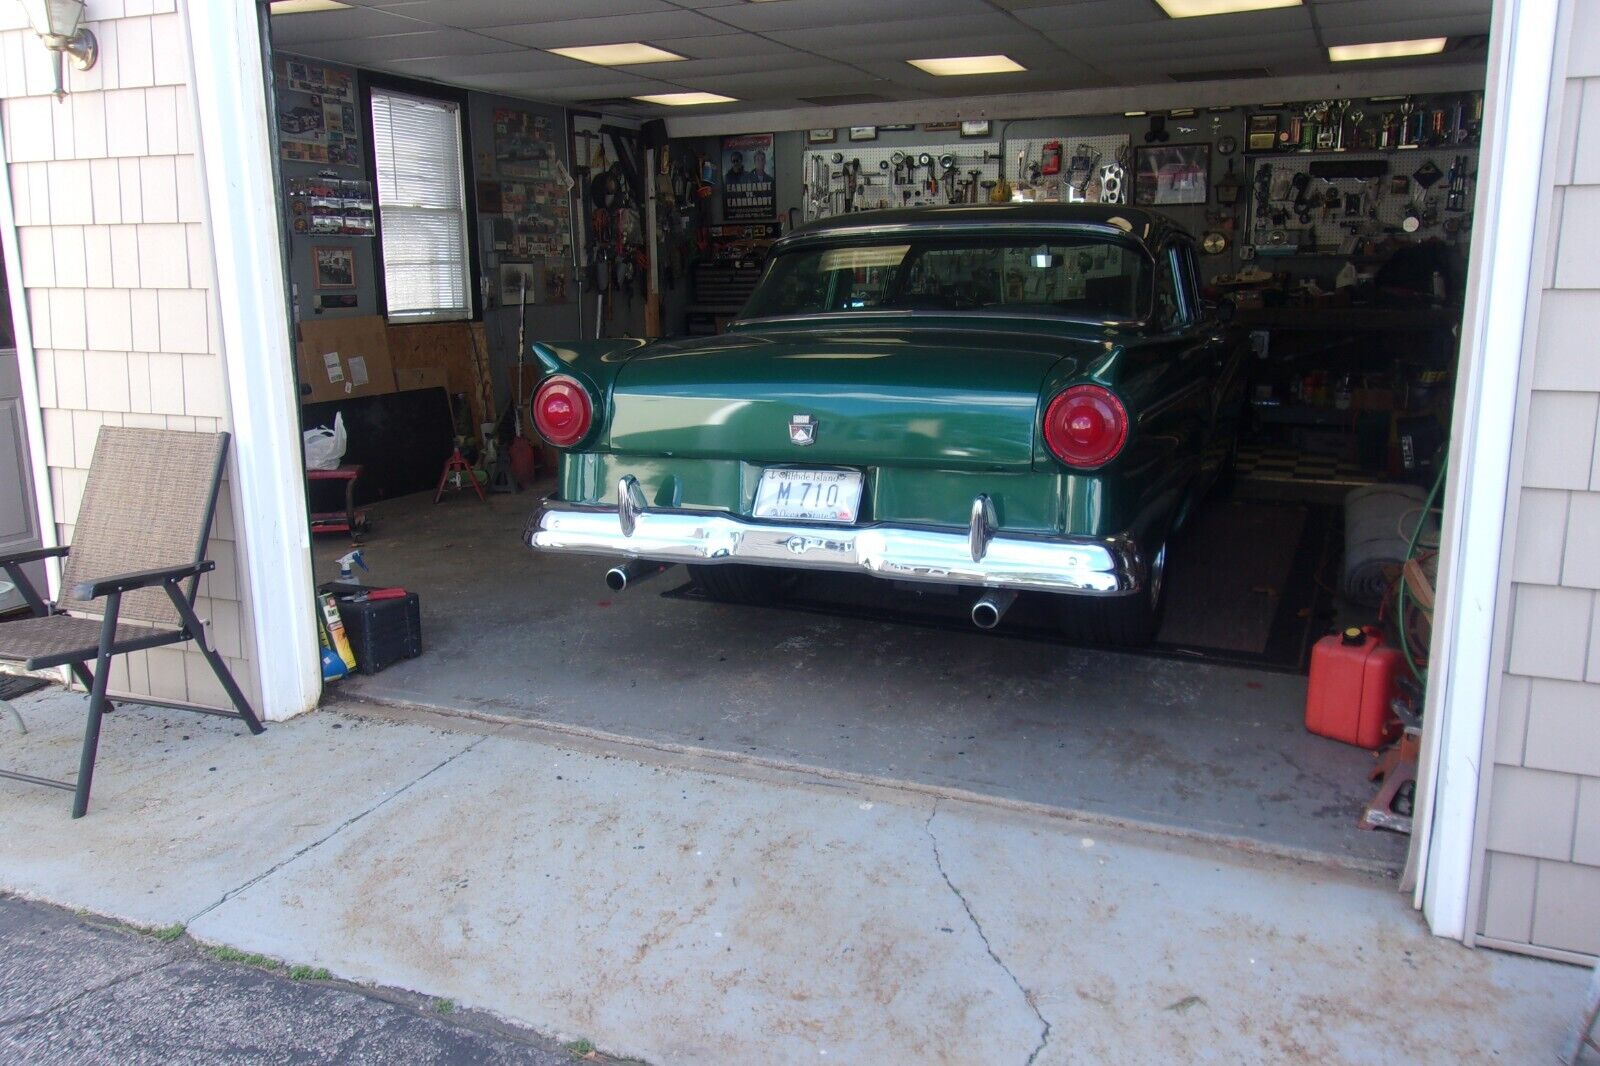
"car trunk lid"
607,327,1085,470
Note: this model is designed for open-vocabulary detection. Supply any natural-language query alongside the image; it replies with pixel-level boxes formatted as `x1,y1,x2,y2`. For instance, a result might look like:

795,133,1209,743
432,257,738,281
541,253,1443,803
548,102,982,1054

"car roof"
778,203,1192,253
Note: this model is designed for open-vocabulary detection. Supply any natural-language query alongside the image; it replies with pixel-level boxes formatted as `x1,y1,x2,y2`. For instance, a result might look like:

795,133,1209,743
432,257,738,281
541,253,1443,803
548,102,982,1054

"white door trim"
180,0,321,721
1411,0,1563,938
0,127,61,594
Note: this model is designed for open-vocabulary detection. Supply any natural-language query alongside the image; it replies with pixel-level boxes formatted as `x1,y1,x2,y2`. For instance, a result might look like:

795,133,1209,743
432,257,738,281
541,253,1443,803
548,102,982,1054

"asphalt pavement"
0,895,594,1066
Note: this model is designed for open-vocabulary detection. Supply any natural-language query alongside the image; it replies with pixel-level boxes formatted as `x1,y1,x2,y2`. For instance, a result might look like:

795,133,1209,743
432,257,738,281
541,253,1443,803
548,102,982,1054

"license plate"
753,468,863,523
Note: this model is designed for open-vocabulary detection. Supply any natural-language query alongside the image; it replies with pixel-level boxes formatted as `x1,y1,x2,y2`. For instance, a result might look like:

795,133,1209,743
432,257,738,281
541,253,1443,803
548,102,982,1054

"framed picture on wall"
311,245,356,289
847,126,877,142
959,119,991,138
1133,143,1211,206
499,261,538,303
806,128,836,145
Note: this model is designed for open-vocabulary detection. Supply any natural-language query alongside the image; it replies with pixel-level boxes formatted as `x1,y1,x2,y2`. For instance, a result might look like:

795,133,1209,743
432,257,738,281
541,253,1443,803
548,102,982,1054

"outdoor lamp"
20,0,99,99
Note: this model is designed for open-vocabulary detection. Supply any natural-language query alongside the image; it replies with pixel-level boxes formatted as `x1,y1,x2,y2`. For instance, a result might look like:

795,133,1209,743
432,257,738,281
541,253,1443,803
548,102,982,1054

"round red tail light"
1043,384,1128,468
532,375,593,447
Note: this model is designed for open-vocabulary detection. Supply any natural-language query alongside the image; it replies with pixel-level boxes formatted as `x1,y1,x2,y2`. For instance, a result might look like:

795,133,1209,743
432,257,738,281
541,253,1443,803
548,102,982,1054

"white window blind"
370,90,470,321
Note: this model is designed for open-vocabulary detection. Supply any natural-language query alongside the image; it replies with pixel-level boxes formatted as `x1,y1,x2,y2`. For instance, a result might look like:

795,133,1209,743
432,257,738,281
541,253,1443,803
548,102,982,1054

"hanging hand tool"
508,276,538,485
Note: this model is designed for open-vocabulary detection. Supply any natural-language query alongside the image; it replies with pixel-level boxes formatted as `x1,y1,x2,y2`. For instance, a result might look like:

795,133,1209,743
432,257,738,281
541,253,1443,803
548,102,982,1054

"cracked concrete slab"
0,690,1587,1065
0,691,487,926
923,800,1583,1064
189,736,1046,1063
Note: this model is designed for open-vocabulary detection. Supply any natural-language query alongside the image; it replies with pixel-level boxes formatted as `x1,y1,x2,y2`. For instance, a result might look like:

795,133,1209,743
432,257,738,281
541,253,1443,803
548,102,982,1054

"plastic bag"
303,412,346,470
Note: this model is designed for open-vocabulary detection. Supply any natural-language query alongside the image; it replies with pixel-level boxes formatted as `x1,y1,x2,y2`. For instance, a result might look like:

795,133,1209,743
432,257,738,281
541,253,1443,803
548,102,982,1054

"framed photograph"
1133,143,1211,206
847,126,877,142
805,128,836,145
1246,113,1279,152
959,119,992,138
311,245,355,289
498,261,538,302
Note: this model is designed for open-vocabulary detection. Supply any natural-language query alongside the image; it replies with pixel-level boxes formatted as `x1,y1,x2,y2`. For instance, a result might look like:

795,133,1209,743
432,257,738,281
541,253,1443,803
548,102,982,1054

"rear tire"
1056,543,1167,647
688,564,783,606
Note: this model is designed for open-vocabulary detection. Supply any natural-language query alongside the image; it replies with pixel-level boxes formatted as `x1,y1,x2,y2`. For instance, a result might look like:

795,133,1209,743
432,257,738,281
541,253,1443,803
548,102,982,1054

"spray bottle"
336,549,368,585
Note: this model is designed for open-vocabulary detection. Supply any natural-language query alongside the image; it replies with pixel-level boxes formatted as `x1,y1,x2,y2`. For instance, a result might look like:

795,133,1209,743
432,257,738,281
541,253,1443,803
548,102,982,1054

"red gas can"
1305,626,1404,749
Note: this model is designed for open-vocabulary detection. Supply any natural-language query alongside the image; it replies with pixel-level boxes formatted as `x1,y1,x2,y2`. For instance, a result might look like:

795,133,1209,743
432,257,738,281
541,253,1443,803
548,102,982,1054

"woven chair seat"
0,614,172,666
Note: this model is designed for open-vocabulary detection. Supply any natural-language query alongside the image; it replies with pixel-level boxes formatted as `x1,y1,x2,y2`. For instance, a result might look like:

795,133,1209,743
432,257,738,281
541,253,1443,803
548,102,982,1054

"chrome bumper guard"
525,478,1141,596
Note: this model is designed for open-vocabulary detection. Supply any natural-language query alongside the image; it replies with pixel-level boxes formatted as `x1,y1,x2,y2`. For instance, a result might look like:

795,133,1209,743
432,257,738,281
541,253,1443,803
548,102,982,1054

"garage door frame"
183,0,1544,935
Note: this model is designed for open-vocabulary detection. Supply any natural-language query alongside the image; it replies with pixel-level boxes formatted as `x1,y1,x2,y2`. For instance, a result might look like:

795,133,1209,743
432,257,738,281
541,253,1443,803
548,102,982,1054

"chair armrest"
0,545,69,568
71,560,215,600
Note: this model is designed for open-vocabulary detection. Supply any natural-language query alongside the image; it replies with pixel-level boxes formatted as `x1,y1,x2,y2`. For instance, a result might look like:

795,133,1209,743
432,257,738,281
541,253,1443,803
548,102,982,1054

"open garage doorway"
260,0,1499,882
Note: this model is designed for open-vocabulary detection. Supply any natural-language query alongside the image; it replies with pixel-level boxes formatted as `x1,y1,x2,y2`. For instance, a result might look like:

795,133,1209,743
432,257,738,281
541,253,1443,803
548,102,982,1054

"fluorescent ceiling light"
1329,37,1448,62
633,92,737,106
1154,0,1301,17
269,0,350,13
548,43,685,66
908,55,1026,76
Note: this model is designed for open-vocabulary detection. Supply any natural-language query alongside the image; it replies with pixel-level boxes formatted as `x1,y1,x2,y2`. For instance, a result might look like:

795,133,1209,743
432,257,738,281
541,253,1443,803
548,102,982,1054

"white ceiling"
270,0,1492,116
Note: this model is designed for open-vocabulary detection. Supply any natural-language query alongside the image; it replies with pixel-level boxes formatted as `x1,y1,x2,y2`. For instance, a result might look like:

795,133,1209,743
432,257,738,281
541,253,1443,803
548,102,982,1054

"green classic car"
524,204,1246,644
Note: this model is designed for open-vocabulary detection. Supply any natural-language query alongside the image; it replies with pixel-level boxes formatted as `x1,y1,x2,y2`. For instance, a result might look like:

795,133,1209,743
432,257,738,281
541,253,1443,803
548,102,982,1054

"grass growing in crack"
150,923,185,943
288,965,332,981
207,945,281,970
565,1038,597,1058
432,997,456,1015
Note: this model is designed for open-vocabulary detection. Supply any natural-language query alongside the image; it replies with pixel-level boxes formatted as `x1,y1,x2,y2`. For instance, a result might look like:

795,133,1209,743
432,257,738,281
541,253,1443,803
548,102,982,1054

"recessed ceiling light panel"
1154,0,1301,17
633,92,737,106
548,43,685,66
268,0,351,13
1329,38,1448,62
907,55,1026,76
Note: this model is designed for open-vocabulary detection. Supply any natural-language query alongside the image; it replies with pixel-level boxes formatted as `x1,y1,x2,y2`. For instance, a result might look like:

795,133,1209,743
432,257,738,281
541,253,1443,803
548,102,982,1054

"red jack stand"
434,445,487,504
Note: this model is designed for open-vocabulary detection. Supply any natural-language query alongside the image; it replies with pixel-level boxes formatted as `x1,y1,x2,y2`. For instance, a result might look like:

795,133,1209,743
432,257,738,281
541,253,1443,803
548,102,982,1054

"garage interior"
272,0,1492,874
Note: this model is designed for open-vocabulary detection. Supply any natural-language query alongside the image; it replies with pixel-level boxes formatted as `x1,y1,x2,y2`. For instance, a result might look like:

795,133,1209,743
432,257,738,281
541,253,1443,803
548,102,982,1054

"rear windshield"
741,235,1151,322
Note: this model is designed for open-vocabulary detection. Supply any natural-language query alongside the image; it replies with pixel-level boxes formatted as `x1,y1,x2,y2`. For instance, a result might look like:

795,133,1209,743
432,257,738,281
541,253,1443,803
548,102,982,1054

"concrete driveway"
0,688,1586,1064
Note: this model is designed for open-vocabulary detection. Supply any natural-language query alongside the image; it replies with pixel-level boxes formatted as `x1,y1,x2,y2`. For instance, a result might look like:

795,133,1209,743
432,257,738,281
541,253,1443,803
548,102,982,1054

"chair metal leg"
164,584,265,735
72,593,121,819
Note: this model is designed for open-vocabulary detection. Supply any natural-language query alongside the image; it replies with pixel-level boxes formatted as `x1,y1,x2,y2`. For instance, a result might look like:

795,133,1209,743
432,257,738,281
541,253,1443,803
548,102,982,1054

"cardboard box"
296,316,397,404
395,366,448,392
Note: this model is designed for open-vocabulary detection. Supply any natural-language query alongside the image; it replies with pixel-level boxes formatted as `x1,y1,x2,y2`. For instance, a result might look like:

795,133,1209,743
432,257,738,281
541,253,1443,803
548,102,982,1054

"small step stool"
434,445,486,504
307,464,367,537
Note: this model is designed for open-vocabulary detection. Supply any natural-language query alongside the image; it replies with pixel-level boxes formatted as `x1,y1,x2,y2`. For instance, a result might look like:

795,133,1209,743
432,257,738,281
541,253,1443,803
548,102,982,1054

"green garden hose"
1396,459,1448,686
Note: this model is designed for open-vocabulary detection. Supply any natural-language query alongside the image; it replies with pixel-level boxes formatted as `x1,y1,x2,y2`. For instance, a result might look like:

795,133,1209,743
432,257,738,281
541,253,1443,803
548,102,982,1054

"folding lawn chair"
0,428,264,817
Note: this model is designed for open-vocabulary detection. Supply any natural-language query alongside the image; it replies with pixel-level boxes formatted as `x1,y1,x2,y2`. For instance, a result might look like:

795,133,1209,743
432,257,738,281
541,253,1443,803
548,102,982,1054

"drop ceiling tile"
707,0,991,33
477,10,734,49
375,0,679,28
1009,0,1165,31
269,6,428,45
290,29,524,66
378,49,583,78
768,15,1025,52
617,51,829,78
1030,5,1312,44
1321,16,1491,42
1309,0,1489,22
652,34,802,60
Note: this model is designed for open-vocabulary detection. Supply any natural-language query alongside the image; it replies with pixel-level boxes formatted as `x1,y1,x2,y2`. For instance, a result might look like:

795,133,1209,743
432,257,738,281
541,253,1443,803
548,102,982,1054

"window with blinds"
370,90,470,321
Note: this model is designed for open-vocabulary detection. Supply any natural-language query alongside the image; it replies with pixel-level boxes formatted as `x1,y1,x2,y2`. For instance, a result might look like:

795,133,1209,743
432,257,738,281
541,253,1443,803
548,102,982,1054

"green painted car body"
525,204,1246,632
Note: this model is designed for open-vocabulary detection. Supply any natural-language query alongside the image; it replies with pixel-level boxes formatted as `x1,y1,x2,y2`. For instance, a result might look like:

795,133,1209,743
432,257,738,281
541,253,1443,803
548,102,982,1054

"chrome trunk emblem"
788,414,816,446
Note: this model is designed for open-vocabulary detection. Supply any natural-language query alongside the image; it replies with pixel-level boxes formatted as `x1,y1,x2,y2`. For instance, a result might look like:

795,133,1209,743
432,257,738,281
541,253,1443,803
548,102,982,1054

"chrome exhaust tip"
605,559,674,592
971,589,1018,630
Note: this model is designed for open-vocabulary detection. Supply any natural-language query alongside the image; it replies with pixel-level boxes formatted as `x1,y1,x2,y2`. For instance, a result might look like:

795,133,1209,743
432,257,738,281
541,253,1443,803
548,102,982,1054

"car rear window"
742,236,1152,322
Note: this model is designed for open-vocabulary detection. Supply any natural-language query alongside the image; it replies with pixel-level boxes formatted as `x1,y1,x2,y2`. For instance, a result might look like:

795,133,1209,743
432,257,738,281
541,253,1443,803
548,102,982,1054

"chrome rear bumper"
525,478,1143,596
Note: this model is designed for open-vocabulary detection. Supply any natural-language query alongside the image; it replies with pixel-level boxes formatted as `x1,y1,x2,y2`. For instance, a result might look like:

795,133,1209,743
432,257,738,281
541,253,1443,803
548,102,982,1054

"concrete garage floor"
319,491,1407,872
0,689,1583,1065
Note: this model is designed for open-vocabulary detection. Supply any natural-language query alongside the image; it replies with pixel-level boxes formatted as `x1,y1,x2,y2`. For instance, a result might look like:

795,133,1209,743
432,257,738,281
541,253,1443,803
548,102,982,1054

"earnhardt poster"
721,134,775,222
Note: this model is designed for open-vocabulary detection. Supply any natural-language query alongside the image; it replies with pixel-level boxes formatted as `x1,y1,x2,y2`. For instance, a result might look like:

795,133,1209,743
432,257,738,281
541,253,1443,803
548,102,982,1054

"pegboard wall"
1244,147,1476,256
801,135,1130,222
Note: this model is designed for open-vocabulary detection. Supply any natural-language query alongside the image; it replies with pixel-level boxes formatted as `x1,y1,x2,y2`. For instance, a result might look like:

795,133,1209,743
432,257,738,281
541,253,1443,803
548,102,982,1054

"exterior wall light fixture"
21,0,99,99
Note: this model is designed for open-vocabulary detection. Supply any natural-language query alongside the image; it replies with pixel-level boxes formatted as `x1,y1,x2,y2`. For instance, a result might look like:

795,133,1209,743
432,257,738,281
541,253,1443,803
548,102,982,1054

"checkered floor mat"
1237,444,1376,485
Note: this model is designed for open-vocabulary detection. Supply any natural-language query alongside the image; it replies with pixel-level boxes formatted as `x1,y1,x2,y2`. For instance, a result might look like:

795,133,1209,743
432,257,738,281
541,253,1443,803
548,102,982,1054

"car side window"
1152,247,1182,329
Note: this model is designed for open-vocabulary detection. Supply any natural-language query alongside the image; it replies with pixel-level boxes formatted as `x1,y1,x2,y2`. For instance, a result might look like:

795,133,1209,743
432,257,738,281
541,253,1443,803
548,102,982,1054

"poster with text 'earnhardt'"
721,134,775,222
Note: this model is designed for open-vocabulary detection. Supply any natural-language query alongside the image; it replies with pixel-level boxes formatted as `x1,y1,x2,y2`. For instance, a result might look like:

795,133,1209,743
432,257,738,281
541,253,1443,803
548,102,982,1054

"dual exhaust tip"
606,561,1018,630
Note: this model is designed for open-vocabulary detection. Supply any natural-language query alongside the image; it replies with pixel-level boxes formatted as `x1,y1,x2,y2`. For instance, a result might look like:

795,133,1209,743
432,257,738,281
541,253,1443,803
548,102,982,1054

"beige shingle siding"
0,1,259,710
1479,11,1600,959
